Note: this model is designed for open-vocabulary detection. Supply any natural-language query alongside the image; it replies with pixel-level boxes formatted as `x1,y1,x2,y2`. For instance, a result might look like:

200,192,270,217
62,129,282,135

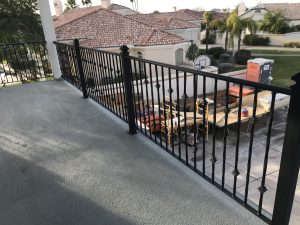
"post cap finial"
74,38,79,46
292,72,300,83
291,72,300,89
120,45,129,52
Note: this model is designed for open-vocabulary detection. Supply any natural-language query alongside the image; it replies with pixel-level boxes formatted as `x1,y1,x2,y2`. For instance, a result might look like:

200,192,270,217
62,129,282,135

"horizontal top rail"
54,41,121,57
0,41,46,46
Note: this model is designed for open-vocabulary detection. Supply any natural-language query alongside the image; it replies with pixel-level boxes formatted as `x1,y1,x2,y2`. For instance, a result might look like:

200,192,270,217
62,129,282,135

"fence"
0,41,52,86
55,39,300,225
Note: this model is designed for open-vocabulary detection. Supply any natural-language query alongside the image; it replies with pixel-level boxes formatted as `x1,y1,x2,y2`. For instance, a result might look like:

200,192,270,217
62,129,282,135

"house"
107,3,138,15
239,3,300,26
127,13,201,44
54,6,188,66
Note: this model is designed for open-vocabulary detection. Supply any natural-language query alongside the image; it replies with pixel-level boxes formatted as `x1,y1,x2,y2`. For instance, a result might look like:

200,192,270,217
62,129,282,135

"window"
175,48,184,66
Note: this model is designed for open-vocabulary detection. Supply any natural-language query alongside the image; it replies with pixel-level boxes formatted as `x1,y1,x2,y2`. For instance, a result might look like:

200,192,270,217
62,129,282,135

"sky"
50,0,300,14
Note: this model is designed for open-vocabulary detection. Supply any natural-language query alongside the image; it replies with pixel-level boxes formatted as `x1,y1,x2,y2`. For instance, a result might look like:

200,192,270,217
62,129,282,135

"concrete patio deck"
0,80,269,225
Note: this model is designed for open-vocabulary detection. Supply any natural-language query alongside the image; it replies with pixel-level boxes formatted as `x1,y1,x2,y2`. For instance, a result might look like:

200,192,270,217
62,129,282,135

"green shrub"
283,42,300,48
242,34,270,46
235,49,252,65
207,47,226,59
200,34,216,44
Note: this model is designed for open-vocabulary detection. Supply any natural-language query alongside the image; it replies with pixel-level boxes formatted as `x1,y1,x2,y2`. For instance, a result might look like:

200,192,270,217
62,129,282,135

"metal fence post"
74,39,88,98
120,45,137,135
271,72,300,225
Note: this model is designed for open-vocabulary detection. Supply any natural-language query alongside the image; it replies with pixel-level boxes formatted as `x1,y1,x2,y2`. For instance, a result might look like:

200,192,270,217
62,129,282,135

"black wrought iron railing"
0,41,52,85
55,40,300,225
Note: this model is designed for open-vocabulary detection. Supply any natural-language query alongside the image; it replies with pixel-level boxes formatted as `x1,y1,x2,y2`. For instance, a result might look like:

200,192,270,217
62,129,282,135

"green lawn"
251,49,300,55
257,55,300,87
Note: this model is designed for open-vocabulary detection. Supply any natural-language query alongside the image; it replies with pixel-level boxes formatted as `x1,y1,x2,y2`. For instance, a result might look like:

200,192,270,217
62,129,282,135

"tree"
226,9,257,51
203,12,214,52
153,10,159,14
259,11,291,34
82,0,92,6
0,0,43,43
65,0,78,10
210,14,230,51
186,42,199,61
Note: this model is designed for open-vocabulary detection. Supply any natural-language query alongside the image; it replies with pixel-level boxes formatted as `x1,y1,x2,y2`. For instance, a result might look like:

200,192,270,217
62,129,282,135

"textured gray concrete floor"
0,80,268,225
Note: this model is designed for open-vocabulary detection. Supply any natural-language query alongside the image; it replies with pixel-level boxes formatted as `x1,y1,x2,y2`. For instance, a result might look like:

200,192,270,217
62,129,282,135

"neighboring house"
54,6,187,66
239,3,300,26
127,13,200,44
107,3,138,15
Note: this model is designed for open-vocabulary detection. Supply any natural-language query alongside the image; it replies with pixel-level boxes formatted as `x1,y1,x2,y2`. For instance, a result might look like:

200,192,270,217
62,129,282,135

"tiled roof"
107,3,131,10
149,11,200,22
53,6,101,28
255,3,300,20
127,13,199,30
54,7,186,48
178,9,226,20
177,9,204,18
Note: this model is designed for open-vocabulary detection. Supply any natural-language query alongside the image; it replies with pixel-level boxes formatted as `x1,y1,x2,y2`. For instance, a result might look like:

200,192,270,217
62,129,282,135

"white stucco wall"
168,28,200,44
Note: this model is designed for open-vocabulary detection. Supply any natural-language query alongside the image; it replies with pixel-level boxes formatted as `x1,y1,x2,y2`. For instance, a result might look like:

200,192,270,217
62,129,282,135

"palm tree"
210,16,230,51
226,9,257,51
203,12,214,52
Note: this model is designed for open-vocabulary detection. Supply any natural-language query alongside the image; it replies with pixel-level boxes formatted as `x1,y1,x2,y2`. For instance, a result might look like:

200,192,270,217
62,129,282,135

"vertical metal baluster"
29,43,38,79
115,55,126,120
133,60,142,132
138,60,147,136
155,65,162,147
83,49,92,96
222,81,230,189
81,48,89,94
142,61,151,139
65,45,72,84
92,51,102,104
97,51,108,108
258,92,276,216
168,68,175,154
211,79,218,183
89,50,98,100
202,76,206,174
103,52,114,112
176,70,181,159
109,53,119,115
32,43,42,79
17,44,28,80
20,43,31,80
193,73,198,170
130,59,138,124
72,45,80,87
0,45,6,84
233,84,243,197
11,44,23,81
148,63,156,141
244,88,258,204
5,44,17,82
42,42,52,77
120,56,129,122
161,66,168,150
2,46,12,83
112,54,124,119
105,52,117,114
99,52,110,109
37,43,47,79
183,72,188,164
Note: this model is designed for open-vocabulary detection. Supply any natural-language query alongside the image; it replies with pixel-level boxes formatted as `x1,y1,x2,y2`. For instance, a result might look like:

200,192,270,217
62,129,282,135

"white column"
37,0,61,79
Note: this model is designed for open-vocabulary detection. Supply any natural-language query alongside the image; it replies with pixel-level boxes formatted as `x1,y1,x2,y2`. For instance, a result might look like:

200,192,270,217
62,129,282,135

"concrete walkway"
0,81,266,225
